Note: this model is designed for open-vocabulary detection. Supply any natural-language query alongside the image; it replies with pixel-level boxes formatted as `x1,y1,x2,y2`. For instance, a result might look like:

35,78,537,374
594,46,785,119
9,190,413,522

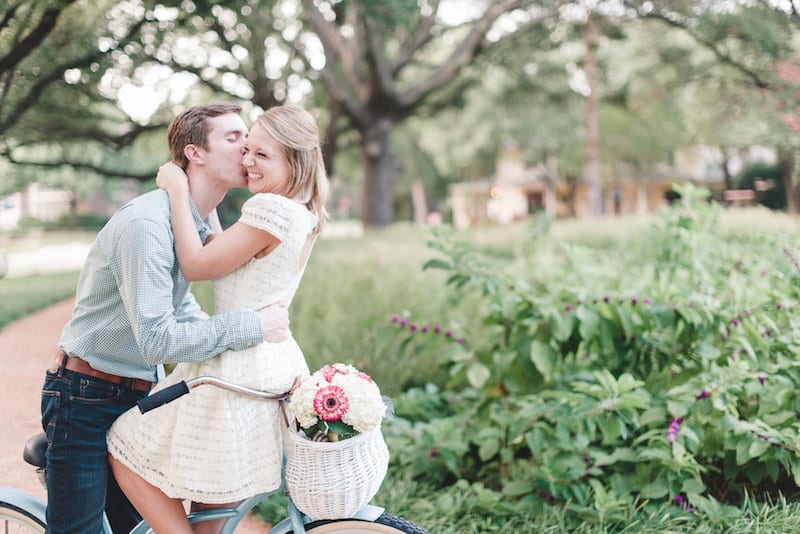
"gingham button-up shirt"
58,189,263,382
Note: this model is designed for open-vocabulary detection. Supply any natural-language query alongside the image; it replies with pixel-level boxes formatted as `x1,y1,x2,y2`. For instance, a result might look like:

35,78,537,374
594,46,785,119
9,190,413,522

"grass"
0,271,80,330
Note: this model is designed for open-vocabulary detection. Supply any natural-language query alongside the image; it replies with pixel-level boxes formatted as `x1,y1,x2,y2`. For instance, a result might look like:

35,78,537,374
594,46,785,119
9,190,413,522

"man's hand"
258,302,290,342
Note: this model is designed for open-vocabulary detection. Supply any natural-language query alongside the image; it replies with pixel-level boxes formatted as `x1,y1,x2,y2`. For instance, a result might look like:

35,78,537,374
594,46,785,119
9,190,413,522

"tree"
0,0,172,188
299,0,564,226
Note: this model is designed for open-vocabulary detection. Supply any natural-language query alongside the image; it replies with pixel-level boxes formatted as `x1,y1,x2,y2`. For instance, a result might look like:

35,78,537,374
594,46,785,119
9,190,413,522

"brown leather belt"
53,351,152,393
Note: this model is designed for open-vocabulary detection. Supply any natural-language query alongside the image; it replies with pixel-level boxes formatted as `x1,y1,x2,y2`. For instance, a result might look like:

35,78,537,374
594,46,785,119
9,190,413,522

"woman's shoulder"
244,193,314,222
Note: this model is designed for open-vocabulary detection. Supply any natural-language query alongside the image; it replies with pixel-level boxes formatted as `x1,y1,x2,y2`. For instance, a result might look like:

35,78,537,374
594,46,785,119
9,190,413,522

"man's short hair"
167,103,242,168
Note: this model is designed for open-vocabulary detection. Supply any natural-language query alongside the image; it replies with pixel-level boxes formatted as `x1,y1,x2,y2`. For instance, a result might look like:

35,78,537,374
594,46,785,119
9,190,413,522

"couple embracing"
41,103,330,533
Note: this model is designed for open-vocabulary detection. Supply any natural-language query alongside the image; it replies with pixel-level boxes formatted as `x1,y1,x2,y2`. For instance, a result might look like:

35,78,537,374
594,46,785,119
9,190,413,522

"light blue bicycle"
0,376,427,533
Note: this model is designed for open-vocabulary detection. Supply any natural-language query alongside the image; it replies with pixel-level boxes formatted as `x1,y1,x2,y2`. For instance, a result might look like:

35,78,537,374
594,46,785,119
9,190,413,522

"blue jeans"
41,362,147,534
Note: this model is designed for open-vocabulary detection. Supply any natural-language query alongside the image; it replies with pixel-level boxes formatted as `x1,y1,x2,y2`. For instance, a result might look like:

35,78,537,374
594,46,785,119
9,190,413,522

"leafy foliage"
384,188,800,528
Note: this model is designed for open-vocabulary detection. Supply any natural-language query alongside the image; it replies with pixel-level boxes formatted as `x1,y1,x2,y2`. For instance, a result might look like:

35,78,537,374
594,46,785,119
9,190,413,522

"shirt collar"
188,196,214,240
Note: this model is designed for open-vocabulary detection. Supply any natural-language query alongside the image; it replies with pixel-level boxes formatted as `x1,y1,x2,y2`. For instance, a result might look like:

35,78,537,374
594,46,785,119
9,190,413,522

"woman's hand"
156,162,189,196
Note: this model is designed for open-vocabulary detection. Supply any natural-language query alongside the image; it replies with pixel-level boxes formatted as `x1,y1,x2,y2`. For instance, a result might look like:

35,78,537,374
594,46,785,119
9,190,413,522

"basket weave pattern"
284,426,390,519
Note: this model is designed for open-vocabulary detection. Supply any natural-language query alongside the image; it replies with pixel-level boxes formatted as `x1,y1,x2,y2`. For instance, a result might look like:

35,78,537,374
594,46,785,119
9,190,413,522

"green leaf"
530,340,556,382
749,438,770,458
467,362,491,389
577,306,600,340
422,258,452,271
552,312,575,343
503,480,534,497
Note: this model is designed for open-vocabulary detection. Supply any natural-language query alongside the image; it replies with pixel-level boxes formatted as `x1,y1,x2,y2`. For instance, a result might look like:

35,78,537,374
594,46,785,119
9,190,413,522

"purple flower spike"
667,417,684,444
603,296,610,303
759,375,767,385
565,304,574,311
399,320,407,328
445,331,453,338
390,315,399,323
456,338,465,344
421,326,429,333
729,319,740,327
434,326,442,333
696,390,710,400
631,297,638,306
643,298,652,305
410,324,417,331
673,494,685,505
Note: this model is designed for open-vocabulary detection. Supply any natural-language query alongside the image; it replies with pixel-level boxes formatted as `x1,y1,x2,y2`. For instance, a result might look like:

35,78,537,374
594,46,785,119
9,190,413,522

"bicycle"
0,376,428,533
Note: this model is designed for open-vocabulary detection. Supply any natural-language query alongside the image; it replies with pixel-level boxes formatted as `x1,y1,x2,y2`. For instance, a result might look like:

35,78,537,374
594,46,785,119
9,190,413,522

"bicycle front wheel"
297,512,428,533
0,502,46,533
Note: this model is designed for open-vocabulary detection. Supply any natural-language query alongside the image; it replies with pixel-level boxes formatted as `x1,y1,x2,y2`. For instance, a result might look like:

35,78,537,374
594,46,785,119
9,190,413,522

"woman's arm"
156,162,280,281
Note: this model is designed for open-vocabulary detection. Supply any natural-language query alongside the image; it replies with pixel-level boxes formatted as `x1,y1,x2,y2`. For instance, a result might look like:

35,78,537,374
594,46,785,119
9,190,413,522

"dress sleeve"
239,193,293,240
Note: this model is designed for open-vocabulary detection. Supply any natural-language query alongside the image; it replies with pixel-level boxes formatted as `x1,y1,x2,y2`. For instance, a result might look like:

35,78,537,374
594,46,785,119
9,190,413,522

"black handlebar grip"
137,381,190,413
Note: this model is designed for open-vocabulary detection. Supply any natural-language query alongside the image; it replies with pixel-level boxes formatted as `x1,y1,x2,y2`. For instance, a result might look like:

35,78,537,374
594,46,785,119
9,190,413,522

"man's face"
201,113,249,189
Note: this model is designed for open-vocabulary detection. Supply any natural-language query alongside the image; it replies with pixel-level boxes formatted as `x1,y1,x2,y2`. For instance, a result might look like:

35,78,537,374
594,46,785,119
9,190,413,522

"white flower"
288,363,386,436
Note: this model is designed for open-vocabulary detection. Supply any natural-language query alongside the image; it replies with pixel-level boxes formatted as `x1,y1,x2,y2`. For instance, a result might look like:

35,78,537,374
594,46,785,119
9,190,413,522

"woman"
107,105,329,533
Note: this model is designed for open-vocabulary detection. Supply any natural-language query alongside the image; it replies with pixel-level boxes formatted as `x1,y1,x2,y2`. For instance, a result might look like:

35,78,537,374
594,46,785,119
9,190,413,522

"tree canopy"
2,0,800,222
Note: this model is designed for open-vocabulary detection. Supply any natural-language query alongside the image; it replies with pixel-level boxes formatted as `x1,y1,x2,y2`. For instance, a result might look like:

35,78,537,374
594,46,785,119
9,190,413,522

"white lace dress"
107,193,315,504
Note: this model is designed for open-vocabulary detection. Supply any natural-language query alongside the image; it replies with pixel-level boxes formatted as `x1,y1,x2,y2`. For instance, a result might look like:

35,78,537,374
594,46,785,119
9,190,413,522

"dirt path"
0,299,270,532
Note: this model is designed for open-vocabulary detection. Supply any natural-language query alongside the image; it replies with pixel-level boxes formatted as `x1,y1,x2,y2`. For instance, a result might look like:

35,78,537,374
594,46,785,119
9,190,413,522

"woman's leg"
190,501,241,534
109,454,192,534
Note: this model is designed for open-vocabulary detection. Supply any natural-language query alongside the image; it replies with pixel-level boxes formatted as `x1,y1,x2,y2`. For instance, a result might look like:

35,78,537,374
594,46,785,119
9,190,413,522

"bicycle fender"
270,504,386,534
0,486,47,524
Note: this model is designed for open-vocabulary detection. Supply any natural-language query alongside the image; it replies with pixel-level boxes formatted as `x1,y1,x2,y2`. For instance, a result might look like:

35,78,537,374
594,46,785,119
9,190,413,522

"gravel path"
0,299,270,532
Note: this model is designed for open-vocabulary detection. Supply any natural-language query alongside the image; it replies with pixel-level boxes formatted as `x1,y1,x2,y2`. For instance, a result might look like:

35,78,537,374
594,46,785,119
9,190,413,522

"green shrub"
384,187,800,529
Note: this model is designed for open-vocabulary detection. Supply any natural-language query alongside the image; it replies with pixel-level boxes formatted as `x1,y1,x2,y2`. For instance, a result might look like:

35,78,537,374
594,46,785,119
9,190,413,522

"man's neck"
186,169,227,219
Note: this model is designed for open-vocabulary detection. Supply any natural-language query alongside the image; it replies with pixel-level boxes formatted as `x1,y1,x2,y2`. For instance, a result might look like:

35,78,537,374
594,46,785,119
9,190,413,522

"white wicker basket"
283,425,389,519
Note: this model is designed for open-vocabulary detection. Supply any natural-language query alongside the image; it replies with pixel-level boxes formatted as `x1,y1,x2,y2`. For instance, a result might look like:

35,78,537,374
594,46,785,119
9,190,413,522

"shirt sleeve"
238,193,293,240
109,217,263,365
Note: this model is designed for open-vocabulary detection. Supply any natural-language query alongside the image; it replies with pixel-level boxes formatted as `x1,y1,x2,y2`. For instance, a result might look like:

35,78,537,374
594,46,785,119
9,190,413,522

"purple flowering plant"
384,205,800,522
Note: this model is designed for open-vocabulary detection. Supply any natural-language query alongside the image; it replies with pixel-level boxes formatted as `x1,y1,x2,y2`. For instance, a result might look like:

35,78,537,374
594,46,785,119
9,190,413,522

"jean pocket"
73,378,121,404
41,390,61,443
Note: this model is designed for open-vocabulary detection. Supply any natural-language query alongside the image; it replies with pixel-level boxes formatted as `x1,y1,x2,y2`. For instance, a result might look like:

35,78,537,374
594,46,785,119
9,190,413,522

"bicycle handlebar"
137,375,291,414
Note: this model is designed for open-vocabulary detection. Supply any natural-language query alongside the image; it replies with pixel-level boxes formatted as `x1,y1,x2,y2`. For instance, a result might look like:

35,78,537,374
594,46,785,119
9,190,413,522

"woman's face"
241,123,291,195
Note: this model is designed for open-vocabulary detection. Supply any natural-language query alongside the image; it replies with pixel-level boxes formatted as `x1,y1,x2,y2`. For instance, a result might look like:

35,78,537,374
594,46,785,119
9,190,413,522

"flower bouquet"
283,364,390,519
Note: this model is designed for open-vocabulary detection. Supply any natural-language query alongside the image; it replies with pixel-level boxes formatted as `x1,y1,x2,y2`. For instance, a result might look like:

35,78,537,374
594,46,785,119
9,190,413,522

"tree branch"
302,0,369,104
397,1,528,110
624,2,770,89
0,0,79,73
5,152,158,180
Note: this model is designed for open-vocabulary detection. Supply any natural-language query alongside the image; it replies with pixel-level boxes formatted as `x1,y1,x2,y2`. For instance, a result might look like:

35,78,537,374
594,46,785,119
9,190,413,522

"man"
41,103,288,533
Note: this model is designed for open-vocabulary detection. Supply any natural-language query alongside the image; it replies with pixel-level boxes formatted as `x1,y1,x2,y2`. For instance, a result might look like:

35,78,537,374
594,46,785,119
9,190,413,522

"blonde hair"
255,105,330,235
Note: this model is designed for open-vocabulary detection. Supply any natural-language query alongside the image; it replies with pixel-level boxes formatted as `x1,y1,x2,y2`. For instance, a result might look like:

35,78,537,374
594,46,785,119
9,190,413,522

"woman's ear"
184,144,204,165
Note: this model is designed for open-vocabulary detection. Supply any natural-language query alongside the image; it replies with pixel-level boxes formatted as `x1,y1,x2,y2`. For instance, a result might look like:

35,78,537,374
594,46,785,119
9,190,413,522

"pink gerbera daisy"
313,385,349,421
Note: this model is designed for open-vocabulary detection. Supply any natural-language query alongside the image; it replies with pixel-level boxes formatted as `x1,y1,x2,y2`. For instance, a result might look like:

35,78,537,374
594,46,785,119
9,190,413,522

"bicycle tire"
0,501,46,533
294,512,428,533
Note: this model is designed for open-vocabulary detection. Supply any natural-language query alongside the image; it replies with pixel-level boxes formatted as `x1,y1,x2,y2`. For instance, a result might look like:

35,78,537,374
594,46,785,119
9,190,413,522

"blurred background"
2,0,799,238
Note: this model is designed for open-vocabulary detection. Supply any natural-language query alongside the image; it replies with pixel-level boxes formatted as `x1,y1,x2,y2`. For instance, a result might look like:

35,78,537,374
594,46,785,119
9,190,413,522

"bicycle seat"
23,433,47,468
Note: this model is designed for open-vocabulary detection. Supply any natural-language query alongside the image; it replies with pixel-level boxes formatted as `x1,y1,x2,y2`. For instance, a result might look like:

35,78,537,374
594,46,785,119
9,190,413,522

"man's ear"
184,144,205,165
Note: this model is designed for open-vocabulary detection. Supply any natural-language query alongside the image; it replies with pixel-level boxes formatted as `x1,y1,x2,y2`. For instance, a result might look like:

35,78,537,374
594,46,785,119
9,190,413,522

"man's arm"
110,217,264,365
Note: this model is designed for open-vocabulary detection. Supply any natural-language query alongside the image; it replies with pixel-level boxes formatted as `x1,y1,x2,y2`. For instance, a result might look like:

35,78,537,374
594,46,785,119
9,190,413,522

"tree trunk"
322,100,342,178
583,18,602,217
778,148,797,214
360,118,396,226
